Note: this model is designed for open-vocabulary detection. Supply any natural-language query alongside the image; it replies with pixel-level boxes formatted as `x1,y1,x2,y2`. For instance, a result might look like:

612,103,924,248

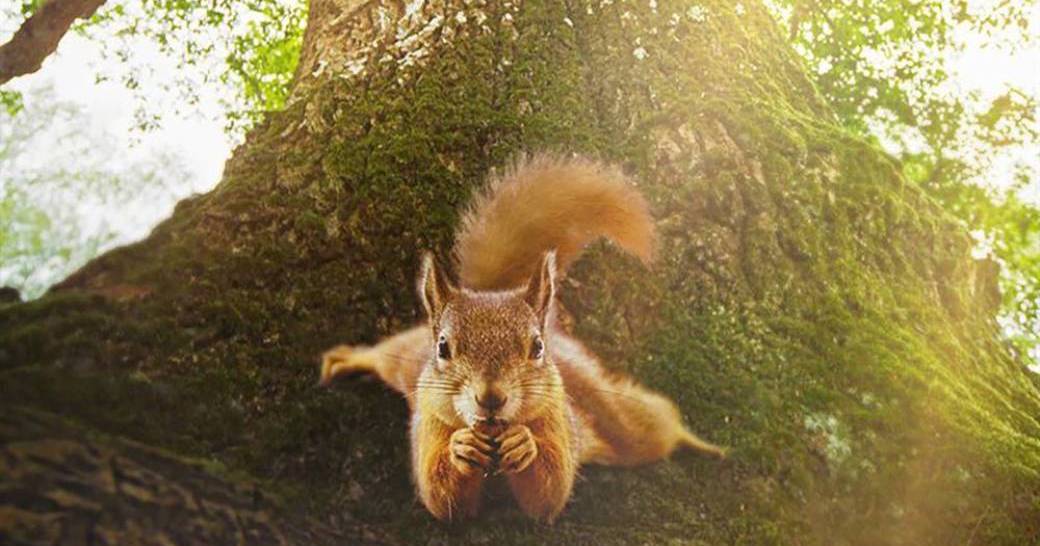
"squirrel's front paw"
320,345,354,385
320,345,378,386
496,424,538,474
449,427,495,475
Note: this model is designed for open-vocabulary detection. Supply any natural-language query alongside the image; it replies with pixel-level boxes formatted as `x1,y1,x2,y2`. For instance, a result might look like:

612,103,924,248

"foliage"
0,84,190,297
1,0,303,132
768,0,1040,360
87,0,306,134
224,2,304,122
0,88,23,115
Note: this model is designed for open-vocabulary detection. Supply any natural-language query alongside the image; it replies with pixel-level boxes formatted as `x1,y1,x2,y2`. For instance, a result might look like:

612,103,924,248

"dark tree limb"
0,0,106,85
0,406,392,545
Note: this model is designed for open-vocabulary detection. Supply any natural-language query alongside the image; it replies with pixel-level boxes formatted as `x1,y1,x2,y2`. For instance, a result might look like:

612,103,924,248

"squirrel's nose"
475,388,507,412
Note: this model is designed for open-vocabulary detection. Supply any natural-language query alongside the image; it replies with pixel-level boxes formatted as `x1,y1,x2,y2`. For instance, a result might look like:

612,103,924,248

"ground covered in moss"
2,1,1038,544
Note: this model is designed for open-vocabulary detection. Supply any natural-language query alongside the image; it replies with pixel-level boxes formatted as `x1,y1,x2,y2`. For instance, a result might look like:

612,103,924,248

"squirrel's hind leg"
572,373,727,464
615,385,728,462
678,428,728,459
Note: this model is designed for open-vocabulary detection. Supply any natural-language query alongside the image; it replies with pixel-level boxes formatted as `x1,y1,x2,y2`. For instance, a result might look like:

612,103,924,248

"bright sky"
941,5,1040,203
3,30,237,228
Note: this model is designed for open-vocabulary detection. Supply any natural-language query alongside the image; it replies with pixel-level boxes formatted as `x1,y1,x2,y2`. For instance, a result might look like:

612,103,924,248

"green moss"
1,1,1037,544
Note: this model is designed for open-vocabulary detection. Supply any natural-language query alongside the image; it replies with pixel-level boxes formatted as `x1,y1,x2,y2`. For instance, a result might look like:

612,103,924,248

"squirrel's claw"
449,428,495,475
495,424,538,474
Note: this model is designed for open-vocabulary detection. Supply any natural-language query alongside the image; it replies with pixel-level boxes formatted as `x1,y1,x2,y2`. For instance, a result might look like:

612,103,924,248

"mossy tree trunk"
2,1,1039,544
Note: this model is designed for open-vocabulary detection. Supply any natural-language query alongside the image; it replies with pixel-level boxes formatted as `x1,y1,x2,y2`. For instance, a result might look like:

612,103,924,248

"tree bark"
0,0,107,85
2,1,1039,544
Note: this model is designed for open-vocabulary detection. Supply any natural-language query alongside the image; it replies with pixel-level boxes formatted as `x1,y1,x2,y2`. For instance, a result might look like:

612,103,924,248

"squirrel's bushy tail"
454,154,655,290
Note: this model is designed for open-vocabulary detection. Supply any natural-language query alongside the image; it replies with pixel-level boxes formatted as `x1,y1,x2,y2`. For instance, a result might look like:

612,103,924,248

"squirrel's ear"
523,250,556,328
418,252,456,323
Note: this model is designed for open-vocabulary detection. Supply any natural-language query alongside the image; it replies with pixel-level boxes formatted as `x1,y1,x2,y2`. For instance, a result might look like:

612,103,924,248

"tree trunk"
2,1,1038,544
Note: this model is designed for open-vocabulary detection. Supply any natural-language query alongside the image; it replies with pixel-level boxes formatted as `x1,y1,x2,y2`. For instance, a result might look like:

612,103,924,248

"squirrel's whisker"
416,380,464,388
413,384,461,391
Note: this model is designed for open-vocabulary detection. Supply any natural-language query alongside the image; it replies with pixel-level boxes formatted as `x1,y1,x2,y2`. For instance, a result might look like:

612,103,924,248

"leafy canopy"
11,0,307,133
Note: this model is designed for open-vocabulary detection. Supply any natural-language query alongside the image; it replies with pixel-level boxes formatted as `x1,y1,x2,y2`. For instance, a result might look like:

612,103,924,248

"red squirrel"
321,155,725,522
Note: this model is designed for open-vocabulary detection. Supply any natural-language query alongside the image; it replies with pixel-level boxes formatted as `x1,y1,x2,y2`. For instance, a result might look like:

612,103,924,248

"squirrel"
319,155,725,523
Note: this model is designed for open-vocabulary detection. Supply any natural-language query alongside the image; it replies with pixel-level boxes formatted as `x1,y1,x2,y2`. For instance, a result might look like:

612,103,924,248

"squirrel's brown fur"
454,155,655,290
320,155,724,523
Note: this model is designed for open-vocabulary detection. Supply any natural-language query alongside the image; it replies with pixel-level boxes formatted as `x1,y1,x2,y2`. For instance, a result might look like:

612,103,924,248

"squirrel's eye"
437,336,452,360
529,337,544,360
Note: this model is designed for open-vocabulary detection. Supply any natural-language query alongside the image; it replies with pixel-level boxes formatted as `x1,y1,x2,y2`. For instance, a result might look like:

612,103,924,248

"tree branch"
0,0,106,85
